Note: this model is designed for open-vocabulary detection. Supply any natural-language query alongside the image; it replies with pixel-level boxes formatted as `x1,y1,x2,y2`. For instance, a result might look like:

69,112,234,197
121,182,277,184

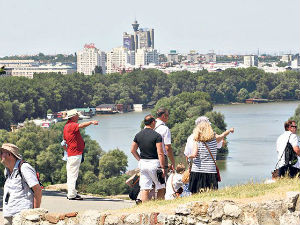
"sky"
0,0,299,56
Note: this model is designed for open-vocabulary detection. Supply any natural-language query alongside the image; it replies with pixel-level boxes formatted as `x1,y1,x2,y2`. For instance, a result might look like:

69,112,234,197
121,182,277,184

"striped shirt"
191,139,217,173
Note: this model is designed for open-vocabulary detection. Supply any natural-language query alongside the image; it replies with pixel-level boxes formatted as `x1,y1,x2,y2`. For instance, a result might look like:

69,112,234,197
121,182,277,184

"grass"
107,177,300,214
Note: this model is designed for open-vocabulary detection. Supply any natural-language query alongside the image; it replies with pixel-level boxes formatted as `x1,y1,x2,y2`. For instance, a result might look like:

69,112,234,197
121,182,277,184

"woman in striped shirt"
188,121,231,193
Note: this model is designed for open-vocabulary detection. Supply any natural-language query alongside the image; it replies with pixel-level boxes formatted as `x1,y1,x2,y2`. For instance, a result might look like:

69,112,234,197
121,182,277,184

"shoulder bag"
204,142,221,182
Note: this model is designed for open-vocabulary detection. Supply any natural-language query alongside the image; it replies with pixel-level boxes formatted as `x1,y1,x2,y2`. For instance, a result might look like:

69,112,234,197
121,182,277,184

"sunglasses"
291,125,297,128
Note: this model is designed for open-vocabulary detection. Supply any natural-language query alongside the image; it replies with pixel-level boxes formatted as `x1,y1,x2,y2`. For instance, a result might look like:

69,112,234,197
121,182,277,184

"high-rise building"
244,55,258,67
135,48,158,67
167,50,179,64
123,20,154,51
123,32,135,51
77,43,106,75
107,47,131,74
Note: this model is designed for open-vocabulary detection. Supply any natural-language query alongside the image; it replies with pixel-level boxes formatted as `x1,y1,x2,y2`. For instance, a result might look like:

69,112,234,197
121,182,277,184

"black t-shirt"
133,128,162,159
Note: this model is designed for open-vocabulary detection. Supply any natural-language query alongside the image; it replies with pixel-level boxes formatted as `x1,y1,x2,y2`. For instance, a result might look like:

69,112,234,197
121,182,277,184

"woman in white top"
189,121,231,193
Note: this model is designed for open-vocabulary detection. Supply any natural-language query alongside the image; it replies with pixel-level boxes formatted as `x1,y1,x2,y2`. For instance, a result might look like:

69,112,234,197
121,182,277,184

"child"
165,163,185,200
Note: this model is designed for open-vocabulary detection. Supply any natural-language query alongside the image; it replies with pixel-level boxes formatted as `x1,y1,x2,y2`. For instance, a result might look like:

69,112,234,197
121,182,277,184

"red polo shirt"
63,120,85,156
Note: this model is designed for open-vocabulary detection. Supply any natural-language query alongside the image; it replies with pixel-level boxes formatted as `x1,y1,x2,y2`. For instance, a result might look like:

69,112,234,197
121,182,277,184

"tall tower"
132,20,140,32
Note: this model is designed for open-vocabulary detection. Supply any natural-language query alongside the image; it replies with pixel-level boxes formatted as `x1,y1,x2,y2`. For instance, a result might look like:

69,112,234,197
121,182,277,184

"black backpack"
128,175,140,200
284,134,298,166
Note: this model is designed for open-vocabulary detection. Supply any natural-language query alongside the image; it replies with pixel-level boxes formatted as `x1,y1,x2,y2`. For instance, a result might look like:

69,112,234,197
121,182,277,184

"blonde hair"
193,121,215,142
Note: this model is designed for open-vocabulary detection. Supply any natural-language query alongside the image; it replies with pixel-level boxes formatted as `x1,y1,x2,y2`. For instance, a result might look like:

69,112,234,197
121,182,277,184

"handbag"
181,160,192,184
204,143,221,182
156,168,165,184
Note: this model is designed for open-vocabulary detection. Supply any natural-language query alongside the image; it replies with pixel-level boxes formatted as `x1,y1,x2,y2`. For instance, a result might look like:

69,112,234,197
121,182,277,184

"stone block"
209,202,224,220
25,214,40,222
150,212,160,225
45,213,62,224
285,191,300,211
104,215,120,225
257,209,279,225
279,211,300,225
40,221,52,225
191,202,209,217
65,212,78,218
221,220,235,225
224,203,241,218
124,213,140,224
77,210,102,225
175,204,191,215
241,212,259,225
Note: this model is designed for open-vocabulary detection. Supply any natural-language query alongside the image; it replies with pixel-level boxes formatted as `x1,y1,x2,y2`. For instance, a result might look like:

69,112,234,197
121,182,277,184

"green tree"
98,149,128,179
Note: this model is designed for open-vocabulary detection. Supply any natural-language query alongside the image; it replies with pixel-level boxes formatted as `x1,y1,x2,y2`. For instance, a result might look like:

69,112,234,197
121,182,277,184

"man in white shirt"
155,108,175,178
276,120,300,178
1,143,42,225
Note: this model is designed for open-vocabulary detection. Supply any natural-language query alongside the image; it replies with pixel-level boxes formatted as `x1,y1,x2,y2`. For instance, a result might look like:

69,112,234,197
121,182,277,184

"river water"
85,101,300,187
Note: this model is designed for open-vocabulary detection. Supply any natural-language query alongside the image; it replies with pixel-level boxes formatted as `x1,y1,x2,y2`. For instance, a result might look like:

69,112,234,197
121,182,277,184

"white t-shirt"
155,119,171,155
184,133,223,157
276,131,299,168
165,173,183,200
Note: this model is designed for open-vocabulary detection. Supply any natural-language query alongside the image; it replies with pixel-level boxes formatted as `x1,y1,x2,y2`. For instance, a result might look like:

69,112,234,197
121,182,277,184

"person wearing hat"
184,116,234,158
1,143,42,225
63,109,98,200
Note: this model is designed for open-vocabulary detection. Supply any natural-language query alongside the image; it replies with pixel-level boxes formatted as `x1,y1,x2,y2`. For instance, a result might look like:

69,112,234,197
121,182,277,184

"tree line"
0,67,300,130
0,91,226,195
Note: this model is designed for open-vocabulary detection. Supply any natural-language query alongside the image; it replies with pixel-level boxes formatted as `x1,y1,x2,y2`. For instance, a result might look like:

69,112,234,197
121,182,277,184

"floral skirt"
188,171,218,193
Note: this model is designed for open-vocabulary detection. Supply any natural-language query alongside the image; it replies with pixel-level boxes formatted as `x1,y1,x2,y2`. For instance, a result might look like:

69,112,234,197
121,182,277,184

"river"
85,101,300,187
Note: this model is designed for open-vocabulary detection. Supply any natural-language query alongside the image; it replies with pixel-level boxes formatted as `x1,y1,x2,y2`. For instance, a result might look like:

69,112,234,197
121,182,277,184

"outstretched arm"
216,128,234,143
78,120,98,129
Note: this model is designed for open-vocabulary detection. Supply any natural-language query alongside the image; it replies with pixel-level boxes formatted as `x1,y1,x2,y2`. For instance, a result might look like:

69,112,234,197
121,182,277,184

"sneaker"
67,195,83,200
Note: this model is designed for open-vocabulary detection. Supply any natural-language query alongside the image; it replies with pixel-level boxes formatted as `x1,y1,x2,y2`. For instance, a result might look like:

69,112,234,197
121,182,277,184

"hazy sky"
0,0,299,56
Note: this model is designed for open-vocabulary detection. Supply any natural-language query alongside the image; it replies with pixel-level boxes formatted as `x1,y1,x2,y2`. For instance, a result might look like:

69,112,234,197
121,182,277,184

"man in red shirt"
63,109,98,200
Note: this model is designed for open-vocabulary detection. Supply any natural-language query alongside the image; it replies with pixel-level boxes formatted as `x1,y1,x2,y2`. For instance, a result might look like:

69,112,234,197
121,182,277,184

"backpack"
284,134,298,166
128,175,140,200
5,160,44,190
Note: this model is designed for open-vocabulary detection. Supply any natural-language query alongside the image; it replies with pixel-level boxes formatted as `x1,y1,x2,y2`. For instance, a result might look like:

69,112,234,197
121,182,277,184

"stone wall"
12,192,300,225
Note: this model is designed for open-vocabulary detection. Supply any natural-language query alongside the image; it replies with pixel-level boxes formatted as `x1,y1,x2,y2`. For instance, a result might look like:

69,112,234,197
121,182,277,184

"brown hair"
284,120,296,131
176,163,185,174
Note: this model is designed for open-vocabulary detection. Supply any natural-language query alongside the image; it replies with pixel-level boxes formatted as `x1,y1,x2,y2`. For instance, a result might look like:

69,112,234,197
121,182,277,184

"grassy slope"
109,178,299,214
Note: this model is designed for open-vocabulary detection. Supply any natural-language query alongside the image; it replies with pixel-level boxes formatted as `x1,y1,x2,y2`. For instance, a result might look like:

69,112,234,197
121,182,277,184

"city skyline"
0,0,299,57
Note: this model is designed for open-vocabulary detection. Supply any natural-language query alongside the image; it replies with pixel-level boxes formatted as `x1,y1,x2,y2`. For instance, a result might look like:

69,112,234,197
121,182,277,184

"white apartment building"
77,43,106,75
135,48,159,67
244,55,258,67
106,47,131,74
11,64,76,78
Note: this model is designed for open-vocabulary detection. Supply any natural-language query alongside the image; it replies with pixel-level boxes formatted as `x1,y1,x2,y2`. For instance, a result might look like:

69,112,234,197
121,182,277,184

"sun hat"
66,109,79,119
0,143,22,159
195,116,211,125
